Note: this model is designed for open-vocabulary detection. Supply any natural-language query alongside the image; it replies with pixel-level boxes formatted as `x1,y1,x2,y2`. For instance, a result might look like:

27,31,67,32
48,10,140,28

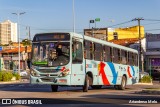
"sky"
0,0,160,40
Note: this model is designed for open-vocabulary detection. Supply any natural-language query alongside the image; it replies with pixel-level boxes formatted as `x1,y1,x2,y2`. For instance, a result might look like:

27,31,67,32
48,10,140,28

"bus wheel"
51,85,58,92
83,75,89,92
91,85,102,89
118,76,126,90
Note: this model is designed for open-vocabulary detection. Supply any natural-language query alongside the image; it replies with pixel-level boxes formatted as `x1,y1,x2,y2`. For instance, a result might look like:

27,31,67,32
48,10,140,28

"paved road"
0,80,160,107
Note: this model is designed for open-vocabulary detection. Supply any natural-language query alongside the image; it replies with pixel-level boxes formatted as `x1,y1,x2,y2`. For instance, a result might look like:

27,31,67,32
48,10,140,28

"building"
0,44,31,70
84,28,108,40
84,26,144,42
0,20,17,45
145,33,160,71
108,26,144,41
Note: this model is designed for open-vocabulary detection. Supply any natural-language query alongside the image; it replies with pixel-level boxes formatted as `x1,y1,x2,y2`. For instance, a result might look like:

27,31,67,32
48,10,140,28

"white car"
13,69,28,77
139,72,149,79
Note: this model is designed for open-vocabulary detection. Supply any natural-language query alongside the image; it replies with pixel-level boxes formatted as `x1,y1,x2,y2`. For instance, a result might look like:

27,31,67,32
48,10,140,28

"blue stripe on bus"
131,66,135,77
107,62,118,84
56,66,61,72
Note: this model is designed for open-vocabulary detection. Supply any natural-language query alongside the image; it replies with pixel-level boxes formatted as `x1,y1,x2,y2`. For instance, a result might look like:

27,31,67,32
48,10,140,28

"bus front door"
71,41,85,85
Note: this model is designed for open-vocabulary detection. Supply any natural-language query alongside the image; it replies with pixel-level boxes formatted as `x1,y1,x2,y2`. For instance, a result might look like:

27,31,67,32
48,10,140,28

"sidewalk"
134,81,160,95
0,79,29,84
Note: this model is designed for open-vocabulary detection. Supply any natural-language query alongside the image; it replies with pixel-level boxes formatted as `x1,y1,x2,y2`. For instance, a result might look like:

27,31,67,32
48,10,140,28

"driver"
56,44,63,56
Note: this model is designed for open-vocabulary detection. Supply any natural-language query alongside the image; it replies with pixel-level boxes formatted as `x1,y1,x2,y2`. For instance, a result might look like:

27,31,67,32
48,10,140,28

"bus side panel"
85,60,99,85
92,62,139,86
125,66,139,85
70,63,85,85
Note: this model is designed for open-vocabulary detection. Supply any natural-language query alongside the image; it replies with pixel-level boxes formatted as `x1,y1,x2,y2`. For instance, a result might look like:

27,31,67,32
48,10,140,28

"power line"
144,19,160,21
107,20,133,28
143,21,160,26
145,29,160,31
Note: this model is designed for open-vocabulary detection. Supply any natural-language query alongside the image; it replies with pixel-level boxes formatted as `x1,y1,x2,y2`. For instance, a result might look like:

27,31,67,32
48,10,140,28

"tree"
22,39,31,46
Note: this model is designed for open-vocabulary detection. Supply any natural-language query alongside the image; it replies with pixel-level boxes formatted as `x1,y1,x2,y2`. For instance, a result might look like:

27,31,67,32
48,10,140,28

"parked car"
146,69,160,80
139,71,149,80
13,69,28,77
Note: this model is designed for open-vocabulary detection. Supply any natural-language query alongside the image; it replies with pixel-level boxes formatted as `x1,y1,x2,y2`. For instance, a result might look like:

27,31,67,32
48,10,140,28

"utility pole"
28,26,31,40
132,18,144,72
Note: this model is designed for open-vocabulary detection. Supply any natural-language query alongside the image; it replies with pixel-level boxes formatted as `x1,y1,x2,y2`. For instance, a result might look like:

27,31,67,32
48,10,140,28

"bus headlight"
61,69,69,77
30,69,40,77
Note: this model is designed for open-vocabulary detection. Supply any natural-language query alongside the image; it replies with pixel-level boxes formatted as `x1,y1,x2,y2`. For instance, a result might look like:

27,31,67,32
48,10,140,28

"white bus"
30,32,139,92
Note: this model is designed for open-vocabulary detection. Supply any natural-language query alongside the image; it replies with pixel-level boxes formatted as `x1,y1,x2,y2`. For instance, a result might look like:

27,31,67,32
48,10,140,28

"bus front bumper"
30,75,69,85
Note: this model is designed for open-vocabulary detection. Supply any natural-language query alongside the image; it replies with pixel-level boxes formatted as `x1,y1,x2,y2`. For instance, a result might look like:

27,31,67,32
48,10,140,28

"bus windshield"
32,42,70,67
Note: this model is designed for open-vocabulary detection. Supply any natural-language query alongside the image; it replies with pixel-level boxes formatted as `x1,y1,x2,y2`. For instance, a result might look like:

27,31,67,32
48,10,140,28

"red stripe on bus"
127,66,132,78
99,62,110,85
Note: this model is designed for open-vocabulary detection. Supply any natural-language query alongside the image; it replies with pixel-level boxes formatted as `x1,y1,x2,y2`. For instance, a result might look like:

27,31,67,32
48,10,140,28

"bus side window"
133,53,138,66
135,54,138,66
104,45,112,62
121,50,127,64
128,52,132,65
72,41,83,63
113,48,118,63
118,49,121,63
132,53,135,66
94,43,103,61
84,40,92,60
127,52,129,65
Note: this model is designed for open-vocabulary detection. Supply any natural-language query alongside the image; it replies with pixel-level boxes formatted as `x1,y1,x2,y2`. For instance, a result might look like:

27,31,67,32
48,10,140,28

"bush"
2,72,13,81
140,75,152,83
0,71,3,81
0,71,20,81
13,73,21,80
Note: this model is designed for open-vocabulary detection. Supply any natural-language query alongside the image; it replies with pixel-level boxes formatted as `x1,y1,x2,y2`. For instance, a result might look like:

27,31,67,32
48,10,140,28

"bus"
30,32,139,92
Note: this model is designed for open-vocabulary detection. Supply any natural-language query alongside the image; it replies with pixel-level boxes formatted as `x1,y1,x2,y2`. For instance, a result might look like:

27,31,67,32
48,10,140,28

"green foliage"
22,39,31,46
140,75,152,83
13,73,21,80
2,71,13,81
0,71,3,81
0,71,21,81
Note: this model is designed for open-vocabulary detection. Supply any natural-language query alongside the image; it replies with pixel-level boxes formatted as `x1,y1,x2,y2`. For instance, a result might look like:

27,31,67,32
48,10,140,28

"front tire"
51,85,58,92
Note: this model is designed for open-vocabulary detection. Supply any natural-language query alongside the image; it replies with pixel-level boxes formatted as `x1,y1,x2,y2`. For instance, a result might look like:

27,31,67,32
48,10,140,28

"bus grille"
38,69,59,73
41,78,54,82
40,74,58,77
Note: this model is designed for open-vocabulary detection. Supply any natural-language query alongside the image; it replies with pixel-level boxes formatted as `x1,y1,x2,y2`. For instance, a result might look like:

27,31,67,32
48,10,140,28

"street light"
12,12,26,74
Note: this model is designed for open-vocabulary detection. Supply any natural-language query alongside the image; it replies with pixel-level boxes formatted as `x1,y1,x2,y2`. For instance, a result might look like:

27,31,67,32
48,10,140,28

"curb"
134,83,153,85
0,80,21,84
135,89,160,95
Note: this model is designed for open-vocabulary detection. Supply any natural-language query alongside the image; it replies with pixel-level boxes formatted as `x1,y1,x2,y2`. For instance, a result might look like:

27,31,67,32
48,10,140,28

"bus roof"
69,32,138,53
33,32,138,53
